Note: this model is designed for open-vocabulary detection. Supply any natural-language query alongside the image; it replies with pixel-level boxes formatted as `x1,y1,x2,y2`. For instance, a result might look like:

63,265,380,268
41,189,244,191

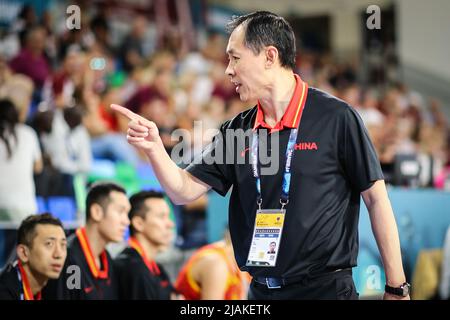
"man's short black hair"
85,182,126,221
17,213,64,248
128,190,165,236
226,11,296,70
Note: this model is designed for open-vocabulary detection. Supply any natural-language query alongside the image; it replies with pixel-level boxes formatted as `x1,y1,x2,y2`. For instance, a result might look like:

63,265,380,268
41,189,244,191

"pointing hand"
110,104,162,153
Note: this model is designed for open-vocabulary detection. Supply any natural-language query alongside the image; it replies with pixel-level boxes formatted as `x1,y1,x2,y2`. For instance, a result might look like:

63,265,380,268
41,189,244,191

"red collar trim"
75,228,109,279
17,260,41,300
128,237,161,276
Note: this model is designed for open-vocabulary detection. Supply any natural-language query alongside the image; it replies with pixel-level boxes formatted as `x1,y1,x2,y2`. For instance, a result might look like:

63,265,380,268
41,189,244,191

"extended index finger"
110,104,140,121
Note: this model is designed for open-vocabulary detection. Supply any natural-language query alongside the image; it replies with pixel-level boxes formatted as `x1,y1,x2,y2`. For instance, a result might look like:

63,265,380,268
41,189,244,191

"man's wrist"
145,138,165,158
386,277,406,287
385,282,411,297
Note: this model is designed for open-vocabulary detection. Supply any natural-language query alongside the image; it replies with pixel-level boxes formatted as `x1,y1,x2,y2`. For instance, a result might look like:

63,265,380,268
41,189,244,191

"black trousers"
248,269,359,300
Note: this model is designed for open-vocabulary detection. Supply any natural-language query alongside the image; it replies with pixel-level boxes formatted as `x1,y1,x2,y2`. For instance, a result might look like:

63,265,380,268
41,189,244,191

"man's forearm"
145,140,208,205
367,195,406,286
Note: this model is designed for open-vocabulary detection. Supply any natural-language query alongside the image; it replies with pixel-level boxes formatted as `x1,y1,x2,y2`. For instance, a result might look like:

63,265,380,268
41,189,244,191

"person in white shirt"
41,105,92,176
0,99,42,222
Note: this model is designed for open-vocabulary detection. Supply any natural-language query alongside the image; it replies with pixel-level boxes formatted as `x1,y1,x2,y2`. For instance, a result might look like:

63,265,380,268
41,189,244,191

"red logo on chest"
294,142,318,151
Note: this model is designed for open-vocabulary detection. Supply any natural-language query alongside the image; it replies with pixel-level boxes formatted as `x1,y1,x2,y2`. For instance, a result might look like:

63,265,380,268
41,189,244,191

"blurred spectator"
31,108,63,198
9,26,50,91
178,31,226,75
90,14,114,56
177,33,228,108
357,88,384,128
0,32,20,62
0,99,42,222
0,74,34,123
41,10,58,68
42,48,86,109
0,54,11,85
42,105,91,176
57,28,94,63
83,88,140,166
13,5,38,48
124,58,179,153
141,96,177,153
38,83,92,196
340,84,361,109
118,15,154,73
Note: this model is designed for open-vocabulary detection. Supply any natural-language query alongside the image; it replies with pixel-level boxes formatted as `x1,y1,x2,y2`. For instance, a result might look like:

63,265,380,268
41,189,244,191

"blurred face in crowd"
141,98,169,126
132,198,174,248
64,50,85,75
132,16,148,39
27,27,47,53
153,67,173,96
17,224,67,279
342,85,361,107
363,90,379,110
225,24,268,103
92,191,131,243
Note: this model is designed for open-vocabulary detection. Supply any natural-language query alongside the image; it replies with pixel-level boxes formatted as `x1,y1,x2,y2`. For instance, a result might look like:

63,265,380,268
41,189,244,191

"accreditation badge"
246,209,286,267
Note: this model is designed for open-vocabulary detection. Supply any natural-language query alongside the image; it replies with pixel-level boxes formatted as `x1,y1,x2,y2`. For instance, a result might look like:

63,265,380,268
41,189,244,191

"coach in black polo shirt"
112,11,410,300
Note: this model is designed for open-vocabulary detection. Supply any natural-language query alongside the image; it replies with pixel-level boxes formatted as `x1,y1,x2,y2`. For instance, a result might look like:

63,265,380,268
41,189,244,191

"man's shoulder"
114,248,147,275
114,247,141,267
0,263,17,281
0,262,20,300
66,232,81,257
307,87,352,114
65,232,113,267
16,124,39,143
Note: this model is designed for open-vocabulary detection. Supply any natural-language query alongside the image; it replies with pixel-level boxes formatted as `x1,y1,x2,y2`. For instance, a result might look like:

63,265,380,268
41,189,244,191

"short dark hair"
226,11,296,70
0,99,19,159
17,213,64,248
85,182,126,221
63,105,84,130
128,190,165,236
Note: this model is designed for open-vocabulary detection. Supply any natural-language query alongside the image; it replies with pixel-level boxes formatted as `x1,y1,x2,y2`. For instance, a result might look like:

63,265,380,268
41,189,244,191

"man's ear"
90,203,105,222
17,244,30,263
131,216,145,234
265,46,279,68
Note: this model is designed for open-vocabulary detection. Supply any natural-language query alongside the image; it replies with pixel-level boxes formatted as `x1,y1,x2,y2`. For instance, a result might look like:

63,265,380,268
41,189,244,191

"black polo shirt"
42,228,117,300
114,247,175,300
186,82,383,279
0,262,22,300
0,261,43,300
0,263,19,300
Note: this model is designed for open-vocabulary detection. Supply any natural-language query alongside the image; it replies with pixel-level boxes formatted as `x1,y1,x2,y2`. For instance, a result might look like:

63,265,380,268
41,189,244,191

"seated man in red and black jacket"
114,190,181,299
43,182,130,299
0,213,67,300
